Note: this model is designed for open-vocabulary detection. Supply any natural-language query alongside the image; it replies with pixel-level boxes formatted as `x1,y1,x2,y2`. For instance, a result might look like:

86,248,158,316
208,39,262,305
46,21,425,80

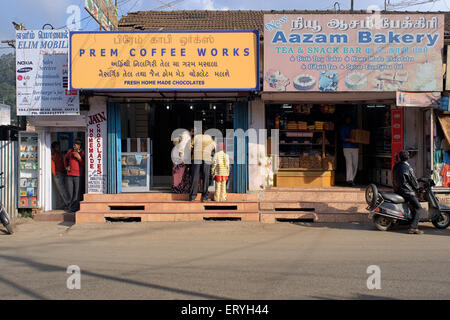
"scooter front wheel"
4,223,13,235
374,214,393,231
0,208,13,235
432,211,450,229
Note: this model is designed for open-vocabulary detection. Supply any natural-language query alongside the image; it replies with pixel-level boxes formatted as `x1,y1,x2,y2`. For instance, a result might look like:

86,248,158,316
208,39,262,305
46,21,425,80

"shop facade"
68,30,260,199
431,44,450,203
14,11,450,214
262,12,447,188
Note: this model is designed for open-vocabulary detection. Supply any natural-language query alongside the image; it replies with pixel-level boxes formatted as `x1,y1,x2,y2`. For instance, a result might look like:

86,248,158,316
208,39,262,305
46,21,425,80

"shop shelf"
374,153,392,158
280,143,323,146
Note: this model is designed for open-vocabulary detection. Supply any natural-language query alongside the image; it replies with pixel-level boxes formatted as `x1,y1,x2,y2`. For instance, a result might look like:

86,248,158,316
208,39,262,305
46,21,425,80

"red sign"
391,108,403,170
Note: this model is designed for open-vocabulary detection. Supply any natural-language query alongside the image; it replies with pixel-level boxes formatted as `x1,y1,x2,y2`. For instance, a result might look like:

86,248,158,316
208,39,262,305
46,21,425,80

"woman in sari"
171,128,194,193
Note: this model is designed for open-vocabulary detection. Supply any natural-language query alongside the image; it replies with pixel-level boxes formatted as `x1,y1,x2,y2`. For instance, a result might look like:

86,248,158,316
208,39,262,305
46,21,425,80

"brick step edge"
77,210,259,215
80,200,258,204
259,201,367,204
33,213,75,222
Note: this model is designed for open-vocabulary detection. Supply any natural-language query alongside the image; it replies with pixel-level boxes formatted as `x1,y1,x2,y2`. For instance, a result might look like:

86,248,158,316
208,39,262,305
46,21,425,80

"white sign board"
86,102,107,193
15,30,79,116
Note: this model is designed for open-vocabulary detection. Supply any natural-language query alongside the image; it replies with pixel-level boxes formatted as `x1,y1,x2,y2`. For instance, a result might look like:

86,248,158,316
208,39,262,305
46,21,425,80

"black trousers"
189,162,211,201
401,193,423,229
66,176,81,212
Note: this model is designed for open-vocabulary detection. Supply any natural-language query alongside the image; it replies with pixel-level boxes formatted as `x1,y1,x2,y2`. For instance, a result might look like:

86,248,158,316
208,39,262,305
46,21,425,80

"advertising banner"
69,31,259,91
396,91,441,107
264,14,444,92
15,30,80,116
84,0,118,31
86,101,107,194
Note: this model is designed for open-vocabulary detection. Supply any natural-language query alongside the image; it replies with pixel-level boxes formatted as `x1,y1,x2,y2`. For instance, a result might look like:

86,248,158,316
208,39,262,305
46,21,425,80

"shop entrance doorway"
120,101,234,191
50,131,85,210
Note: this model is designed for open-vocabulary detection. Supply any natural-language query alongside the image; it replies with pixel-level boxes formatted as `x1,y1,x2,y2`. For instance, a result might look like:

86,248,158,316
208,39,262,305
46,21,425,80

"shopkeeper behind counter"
340,116,359,187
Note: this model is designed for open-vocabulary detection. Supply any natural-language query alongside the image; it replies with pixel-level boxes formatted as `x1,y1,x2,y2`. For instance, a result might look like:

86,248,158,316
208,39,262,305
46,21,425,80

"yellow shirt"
211,151,230,176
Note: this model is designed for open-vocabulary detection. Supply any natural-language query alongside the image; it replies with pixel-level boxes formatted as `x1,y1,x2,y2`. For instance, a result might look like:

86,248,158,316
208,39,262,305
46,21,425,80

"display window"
434,114,450,188
265,103,392,188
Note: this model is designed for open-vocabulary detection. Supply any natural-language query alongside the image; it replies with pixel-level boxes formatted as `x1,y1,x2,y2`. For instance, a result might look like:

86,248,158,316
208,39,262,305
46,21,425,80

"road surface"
0,219,449,299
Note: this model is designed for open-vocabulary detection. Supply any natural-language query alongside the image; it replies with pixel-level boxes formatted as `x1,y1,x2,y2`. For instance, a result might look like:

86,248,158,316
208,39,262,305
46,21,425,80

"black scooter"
365,177,450,231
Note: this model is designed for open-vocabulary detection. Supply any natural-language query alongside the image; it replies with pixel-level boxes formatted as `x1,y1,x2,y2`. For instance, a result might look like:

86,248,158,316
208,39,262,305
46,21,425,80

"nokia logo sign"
17,61,33,66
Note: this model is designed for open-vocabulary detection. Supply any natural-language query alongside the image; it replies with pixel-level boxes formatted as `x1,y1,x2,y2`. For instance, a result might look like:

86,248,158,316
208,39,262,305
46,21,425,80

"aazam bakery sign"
69,31,259,91
264,14,444,92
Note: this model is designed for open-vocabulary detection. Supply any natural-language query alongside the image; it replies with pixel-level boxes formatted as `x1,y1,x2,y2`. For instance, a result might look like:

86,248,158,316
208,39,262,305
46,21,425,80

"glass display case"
121,153,151,192
18,132,39,208
278,130,336,170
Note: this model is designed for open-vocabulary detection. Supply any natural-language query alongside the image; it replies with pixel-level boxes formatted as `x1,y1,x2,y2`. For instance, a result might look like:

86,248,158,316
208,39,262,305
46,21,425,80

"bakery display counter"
121,152,151,192
275,168,335,187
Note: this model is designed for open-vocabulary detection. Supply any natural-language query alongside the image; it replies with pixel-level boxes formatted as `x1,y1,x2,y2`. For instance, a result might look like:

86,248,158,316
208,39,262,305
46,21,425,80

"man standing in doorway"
51,142,71,212
189,129,216,202
64,139,85,213
340,116,359,187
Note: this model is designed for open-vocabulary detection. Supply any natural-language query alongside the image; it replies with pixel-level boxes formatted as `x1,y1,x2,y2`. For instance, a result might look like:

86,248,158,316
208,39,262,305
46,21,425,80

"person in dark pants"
393,150,424,234
64,139,85,213
51,142,71,212
340,116,359,186
189,131,216,202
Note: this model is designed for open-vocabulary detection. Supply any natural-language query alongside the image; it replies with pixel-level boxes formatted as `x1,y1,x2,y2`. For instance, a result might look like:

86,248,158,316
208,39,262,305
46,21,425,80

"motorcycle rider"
393,150,424,234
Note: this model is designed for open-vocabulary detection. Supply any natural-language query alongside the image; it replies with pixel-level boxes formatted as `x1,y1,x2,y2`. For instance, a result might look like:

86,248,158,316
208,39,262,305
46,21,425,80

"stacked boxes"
315,121,325,130
297,121,308,130
300,155,322,169
350,129,370,144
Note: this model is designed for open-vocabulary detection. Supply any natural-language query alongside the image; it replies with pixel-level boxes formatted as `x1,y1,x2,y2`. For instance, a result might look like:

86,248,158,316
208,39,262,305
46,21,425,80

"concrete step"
260,212,317,223
260,211,370,223
259,201,367,214
83,193,258,202
76,211,259,223
315,212,370,223
33,212,75,222
80,201,258,212
262,190,367,202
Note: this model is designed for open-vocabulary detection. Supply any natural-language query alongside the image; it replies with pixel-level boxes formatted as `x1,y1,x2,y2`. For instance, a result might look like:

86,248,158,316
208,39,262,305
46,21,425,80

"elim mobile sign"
16,30,80,116
69,31,259,91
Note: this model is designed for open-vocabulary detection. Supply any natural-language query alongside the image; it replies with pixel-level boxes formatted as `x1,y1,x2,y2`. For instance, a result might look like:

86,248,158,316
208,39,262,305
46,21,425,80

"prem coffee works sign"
69,31,259,91
264,14,444,92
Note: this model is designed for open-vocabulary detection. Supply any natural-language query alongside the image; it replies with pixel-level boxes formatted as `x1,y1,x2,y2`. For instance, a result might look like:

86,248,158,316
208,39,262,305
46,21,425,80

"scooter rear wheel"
432,211,450,229
365,184,379,207
374,214,393,231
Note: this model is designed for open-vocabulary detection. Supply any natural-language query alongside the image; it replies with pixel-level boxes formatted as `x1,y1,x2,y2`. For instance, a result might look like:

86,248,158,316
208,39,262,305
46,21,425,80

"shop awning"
438,114,450,145
91,91,253,101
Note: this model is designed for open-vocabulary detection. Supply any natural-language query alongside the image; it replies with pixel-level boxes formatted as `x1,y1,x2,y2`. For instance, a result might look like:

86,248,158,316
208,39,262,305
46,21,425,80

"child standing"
211,142,230,202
